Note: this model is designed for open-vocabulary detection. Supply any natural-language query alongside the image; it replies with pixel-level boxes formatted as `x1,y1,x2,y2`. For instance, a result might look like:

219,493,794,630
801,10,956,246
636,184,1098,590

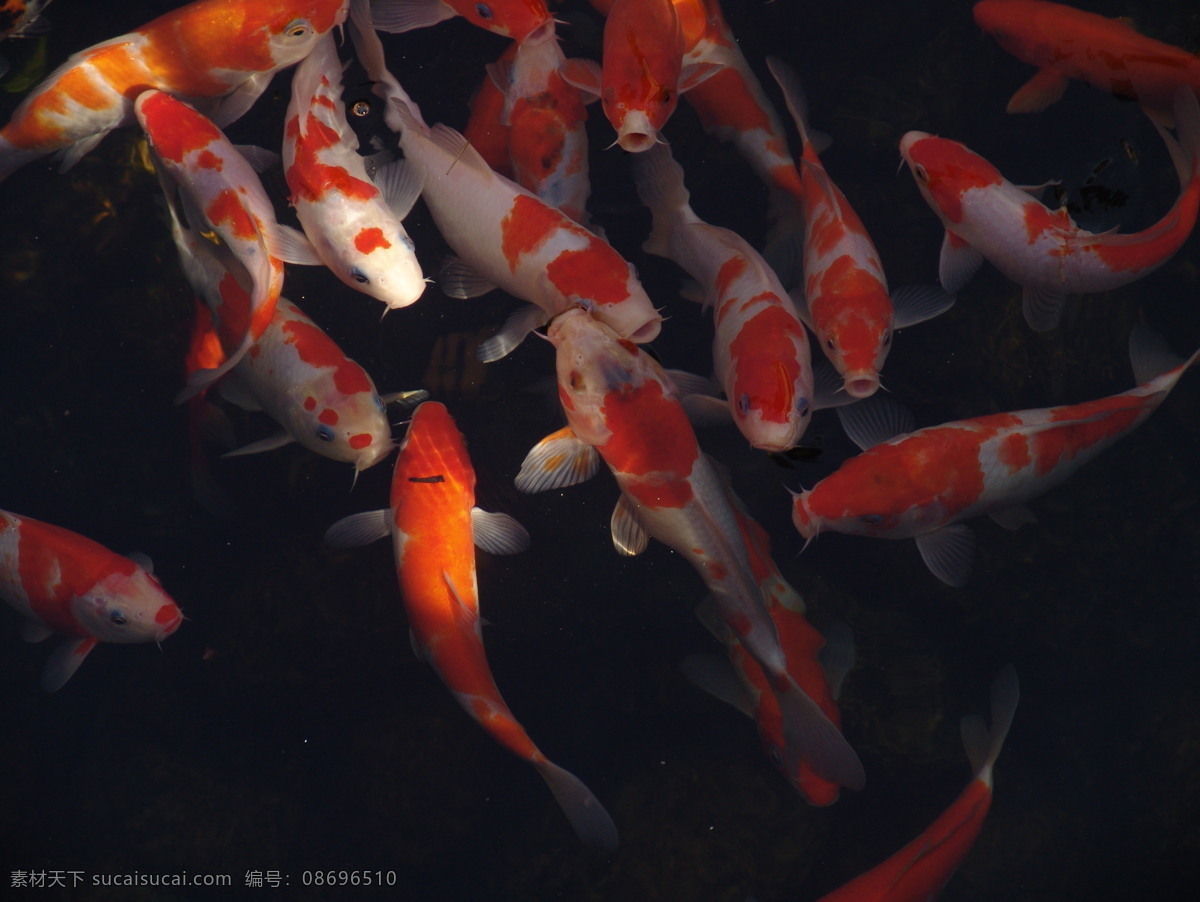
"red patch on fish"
281,318,373,395
354,227,391,254
500,194,564,271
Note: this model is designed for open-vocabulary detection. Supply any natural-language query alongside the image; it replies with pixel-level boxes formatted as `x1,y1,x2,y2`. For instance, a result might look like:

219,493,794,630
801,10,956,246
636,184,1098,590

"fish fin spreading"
1006,68,1068,115
557,57,602,102
775,673,866,790
221,431,296,458
610,494,648,556
53,131,108,173
476,304,549,363
890,283,957,329
323,509,392,547
836,392,916,451
938,230,984,294
915,523,976,588
1128,324,1187,385
41,635,98,692
534,760,619,851
369,0,456,34
20,620,53,644
817,620,856,702
812,360,857,412
438,255,498,299
375,157,424,220
680,653,756,719
268,223,324,266
470,508,531,555
515,427,600,493
232,144,280,173
1021,285,1069,332
988,505,1036,531
962,664,1020,786
210,71,273,129
680,393,733,428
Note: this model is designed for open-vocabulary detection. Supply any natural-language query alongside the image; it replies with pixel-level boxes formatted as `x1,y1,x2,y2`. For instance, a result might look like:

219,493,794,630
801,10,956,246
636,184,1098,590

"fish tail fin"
535,759,619,851
632,143,697,258
1127,324,1200,386
0,135,40,184
774,673,866,791
961,664,1019,788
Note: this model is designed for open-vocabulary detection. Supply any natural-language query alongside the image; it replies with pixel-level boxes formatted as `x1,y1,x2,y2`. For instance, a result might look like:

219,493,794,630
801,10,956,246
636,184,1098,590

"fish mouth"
897,130,931,162
843,372,880,399
522,18,556,46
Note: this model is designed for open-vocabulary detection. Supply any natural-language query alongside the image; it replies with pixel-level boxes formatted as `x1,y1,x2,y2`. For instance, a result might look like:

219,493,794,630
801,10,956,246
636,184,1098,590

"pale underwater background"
0,1,1198,899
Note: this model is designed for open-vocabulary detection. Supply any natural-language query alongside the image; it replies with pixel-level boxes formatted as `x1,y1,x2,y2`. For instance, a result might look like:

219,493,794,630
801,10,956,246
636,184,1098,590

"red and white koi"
367,0,549,42
0,0,349,182
791,327,1200,587
818,665,1018,902
283,31,426,309
350,0,662,346
974,0,1200,125
0,510,183,691
633,142,815,453
768,57,954,399
899,87,1200,331
517,308,865,790
325,401,618,849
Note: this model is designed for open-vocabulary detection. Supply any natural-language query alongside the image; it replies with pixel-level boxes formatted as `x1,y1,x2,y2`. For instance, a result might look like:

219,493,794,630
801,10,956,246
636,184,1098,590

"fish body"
792,328,1199,586
532,308,864,790
368,0,549,41
0,510,183,691
899,87,1200,331
973,0,1200,121
0,0,349,181
328,401,618,849
634,143,814,452
283,32,425,309
818,666,1019,902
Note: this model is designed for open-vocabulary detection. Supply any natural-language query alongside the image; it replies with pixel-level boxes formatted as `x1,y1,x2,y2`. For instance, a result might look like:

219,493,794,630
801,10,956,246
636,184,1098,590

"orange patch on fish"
354,227,392,254
500,194,563,271
281,318,373,396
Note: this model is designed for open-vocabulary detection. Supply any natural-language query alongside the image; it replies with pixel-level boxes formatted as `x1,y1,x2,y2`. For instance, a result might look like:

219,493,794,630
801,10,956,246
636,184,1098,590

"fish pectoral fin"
664,368,719,399
379,388,430,409
988,505,1037,531
232,144,280,174
370,0,456,34
558,57,602,102
680,393,733,428
268,223,324,266
890,282,956,329
1021,285,1069,332
216,371,260,411
812,359,855,412
678,61,723,95
375,158,424,220
610,494,648,556
938,230,984,294
53,131,109,173
1006,68,1068,115
210,71,273,128
221,432,296,458
323,509,392,548
438,256,497,299
21,620,53,644
440,570,480,633
817,619,857,702
836,392,915,451
41,636,99,693
475,304,548,363
515,427,599,493
680,654,756,719
471,508,531,556
915,523,976,588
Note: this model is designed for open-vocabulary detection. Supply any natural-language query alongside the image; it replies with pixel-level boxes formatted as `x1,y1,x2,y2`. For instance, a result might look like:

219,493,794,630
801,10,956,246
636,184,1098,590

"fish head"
71,566,183,645
972,1,1039,52
549,308,646,441
600,0,683,151
265,2,349,66
789,488,823,541
446,0,550,41
339,228,426,309
815,294,894,400
900,131,1002,225
730,360,813,454
287,378,394,470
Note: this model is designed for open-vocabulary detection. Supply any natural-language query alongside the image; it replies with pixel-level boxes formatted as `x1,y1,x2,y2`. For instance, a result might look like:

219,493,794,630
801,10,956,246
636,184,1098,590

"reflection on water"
1,1,1198,900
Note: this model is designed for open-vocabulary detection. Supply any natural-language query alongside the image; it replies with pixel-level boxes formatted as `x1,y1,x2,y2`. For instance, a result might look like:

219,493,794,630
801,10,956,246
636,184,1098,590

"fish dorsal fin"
515,427,600,493
471,508,530,555
41,636,98,692
441,570,479,632
915,523,976,588
890,283,956,329
323,509,392,548
610,494,648,556
836,392,916,450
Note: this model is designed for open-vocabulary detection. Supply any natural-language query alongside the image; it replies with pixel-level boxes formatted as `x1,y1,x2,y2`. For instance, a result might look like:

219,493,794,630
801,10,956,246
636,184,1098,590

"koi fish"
562,0,717,153
973,0,1200,124
349,0,662,347
283,31,426,309
899,87,1200,331
367,0,548,41
324,401,618,850
0,0,349,182
633,142,816,453
791,327,1199,587
138,89,313,397
0,510,183,691
0,0,51,43
767,57,953,399
517,308,865,791
818,665,1019,902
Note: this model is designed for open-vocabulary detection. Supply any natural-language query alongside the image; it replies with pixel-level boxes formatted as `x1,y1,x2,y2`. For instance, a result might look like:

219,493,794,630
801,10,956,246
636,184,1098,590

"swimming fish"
0,509,183,691
324,401,619,849
367,0,549,42
0,0,349,182
791,327,1200,587
899,87,1200,331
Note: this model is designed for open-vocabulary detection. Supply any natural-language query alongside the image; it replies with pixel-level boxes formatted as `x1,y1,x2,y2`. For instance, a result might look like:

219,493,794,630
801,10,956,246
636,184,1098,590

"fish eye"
863,514,883,525
913,163,929,182
374,395,386,414
768,746,783,767
351,100,371,118
796,397,811,417
475,3,493,20
316,424,336,443
284,20,312,39
882,330,891,346
659,88,673,105
350,267,370,285
568,370,584,391
109,610,128,626
737,393,751,415
825,338,835,351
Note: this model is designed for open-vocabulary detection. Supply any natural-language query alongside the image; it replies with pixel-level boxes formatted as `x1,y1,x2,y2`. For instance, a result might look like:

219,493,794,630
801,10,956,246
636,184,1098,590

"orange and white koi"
0,510,183,691
367,0,548,41
562,0,717,153
0,0,349,182
517,308,865,790
283,31,426,309
791,327,1199,587
325,401,618,849
633,143,815,453
899,87,1200,331
350,1,662,347
768,57,954,399
138,89,310,397
974,0,1200,125
818,665,1018,902
0,0,51,43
